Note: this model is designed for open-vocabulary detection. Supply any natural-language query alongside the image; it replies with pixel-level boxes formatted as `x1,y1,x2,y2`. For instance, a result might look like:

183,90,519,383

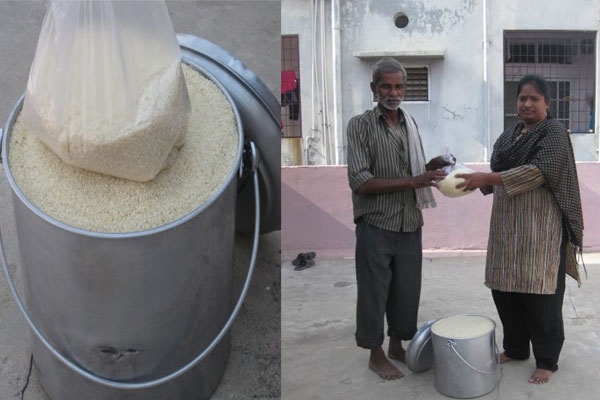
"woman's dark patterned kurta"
485,118,584,294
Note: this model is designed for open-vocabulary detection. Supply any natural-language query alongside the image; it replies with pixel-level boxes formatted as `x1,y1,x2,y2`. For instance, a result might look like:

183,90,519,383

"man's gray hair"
371,58,407,85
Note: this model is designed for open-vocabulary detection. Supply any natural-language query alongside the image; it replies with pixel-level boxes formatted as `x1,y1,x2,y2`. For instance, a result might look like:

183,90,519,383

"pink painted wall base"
281,163,600,259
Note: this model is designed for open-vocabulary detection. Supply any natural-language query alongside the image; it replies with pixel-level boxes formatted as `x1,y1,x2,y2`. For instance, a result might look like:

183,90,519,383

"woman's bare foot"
369,347,404,380
499,352,513,363
388,338,406,362
529,369,552,384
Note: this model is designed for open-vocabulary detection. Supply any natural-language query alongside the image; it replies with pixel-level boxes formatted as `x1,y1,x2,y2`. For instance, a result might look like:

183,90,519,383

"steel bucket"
0,40,264,400
431,315,501,399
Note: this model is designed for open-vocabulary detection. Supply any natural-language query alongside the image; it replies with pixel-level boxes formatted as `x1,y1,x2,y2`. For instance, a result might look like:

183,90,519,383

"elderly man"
346,58,448,380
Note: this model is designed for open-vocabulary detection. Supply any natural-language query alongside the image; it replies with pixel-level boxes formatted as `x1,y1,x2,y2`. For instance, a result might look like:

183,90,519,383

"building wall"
281,1,600,255
340,0,488,163
282,0,600,165
281,164,600,258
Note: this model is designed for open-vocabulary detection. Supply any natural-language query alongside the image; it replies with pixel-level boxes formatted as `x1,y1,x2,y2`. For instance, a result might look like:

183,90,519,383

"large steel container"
431,315,500,399
0,35,279,400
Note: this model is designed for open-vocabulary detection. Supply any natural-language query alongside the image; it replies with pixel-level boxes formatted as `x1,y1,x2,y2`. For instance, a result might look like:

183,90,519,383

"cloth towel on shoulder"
401,108,436,209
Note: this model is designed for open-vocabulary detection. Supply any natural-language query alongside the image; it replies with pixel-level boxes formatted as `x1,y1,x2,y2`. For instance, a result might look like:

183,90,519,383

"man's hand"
412,170,447,189
426,155,454,171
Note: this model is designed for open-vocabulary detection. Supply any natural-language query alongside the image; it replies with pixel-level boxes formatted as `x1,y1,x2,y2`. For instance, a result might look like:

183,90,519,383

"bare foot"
499,352,513,363
529,369,552,384
388,338,406,362
369,347,404,380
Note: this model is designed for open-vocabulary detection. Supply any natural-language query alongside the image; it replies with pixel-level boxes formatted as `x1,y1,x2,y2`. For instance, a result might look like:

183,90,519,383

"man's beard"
380,97,402,111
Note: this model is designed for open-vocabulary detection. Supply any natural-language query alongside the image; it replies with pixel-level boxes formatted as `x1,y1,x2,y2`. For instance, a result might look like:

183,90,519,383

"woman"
456,74,584,384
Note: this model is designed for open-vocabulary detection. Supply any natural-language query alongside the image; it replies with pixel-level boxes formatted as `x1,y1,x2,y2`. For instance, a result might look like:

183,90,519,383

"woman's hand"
455,172,498,192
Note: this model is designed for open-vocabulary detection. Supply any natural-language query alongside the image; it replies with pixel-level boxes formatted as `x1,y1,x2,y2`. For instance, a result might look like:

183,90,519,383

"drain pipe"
597,15,600,160
319,0,332,164
482,0,491,162
331,0,343,165
309,0,319,164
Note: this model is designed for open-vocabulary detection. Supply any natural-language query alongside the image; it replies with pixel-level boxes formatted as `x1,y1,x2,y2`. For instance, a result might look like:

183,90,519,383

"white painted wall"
340,0,486,163
282,0,600,165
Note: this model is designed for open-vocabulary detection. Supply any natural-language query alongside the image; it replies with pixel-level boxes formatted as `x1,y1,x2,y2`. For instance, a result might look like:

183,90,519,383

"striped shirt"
485,165,563,294
346,106,422,232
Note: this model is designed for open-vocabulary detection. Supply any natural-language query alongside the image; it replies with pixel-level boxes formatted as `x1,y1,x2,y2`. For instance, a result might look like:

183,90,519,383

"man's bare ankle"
368,348,404,380
388,339,405,361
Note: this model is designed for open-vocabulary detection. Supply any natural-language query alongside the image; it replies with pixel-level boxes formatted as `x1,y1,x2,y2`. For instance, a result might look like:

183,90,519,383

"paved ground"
282,253,600,400
0,1,280,399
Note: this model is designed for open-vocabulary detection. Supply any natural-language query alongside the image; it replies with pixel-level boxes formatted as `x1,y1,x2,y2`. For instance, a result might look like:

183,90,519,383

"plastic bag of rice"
437,152,476,198
22,0,190,182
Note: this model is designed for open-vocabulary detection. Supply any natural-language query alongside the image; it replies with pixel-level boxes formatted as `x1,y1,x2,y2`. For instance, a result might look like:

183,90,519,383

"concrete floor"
0,1,280,399
282,253,600,400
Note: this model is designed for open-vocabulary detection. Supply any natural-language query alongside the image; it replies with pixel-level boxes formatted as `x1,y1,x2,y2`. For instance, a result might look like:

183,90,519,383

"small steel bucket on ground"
0,35,279,400
431,315,501,399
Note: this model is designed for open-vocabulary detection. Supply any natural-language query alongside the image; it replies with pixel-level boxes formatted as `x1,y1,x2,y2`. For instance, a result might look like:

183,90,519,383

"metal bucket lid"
406,319,437,373
178,33,280,234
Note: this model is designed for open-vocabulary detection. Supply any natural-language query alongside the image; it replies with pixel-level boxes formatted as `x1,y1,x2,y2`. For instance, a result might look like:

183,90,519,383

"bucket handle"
0,142,262,390
446,337,501,375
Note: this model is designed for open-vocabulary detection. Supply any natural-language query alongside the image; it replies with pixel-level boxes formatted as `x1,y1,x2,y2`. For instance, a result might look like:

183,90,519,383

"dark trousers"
491,228,567,372
354,221,422,349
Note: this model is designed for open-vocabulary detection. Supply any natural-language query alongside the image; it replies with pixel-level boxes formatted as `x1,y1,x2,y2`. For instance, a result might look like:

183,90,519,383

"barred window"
405,67,429,101
504,31,596,133
507,43,536,63
506,39,574,64
281,35,302,138
538,42,572,64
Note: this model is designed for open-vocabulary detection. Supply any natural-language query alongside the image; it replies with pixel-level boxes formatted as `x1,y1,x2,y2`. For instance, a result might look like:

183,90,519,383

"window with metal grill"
538,42,572,64
405,67,429,101
281,35,302,138
504,31,596,134
506,39,574,64
507,43,536,63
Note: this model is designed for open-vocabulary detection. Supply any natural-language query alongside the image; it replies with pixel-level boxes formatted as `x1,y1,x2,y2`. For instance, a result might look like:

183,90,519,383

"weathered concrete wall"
281,164,600,258
340,0,487,162
340,0,600,163
282,0,600,165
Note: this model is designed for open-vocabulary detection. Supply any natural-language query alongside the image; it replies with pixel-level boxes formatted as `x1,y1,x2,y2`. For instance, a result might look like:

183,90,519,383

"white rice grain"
431,315,494,339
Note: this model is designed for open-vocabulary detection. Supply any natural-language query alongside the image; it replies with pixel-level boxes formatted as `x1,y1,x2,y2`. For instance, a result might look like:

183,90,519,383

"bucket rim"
177,33,281,234
430,314,496,340
1,58,244,239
